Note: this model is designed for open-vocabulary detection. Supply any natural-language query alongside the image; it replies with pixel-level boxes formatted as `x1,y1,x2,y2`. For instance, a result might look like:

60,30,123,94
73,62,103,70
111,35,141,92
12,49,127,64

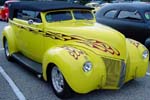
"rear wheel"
49,65,72,98
4,39,12,61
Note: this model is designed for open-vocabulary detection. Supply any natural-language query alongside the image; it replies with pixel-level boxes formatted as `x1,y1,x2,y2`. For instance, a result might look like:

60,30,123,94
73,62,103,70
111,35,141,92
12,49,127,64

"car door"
114,10,147,43
15,10,44,62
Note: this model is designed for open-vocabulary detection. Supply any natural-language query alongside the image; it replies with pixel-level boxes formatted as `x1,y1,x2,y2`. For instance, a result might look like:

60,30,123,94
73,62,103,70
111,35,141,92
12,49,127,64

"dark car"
96,2,150,50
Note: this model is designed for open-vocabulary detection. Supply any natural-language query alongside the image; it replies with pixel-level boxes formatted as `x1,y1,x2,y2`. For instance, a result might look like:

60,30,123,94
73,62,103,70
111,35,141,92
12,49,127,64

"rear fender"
2,25,18,55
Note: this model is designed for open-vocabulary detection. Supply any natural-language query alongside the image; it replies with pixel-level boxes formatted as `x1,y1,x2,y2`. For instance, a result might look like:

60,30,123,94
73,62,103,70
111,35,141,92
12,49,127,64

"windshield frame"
45,9,94,23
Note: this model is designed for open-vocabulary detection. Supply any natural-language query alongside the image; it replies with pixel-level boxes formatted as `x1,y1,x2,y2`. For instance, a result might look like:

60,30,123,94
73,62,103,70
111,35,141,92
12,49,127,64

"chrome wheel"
51,66,64,93
4,40,10,57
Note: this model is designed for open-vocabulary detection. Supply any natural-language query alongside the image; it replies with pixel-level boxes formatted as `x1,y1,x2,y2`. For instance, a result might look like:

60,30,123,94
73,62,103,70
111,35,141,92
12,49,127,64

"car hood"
46,21,127,60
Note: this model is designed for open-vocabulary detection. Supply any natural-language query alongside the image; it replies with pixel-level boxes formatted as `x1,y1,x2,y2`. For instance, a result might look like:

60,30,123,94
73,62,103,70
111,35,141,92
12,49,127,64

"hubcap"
4,41,10,57
51,66,64,93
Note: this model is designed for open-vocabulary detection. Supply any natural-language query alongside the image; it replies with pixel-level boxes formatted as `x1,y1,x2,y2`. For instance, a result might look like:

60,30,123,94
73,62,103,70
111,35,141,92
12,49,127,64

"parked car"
3,1,149,98
96,2,150,51
85,2,100,13
90,0,105,4
0,6,4,19
0,0,17,21
85,2,100,8
67,0,80,4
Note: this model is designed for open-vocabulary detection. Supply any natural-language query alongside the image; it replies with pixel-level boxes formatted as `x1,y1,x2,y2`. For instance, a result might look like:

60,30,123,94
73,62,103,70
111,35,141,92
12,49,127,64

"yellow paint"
2,9,149,94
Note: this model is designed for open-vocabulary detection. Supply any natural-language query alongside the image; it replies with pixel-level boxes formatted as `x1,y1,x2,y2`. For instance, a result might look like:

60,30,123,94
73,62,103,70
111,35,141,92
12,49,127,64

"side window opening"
16,10,42,23
117,10,142,21
35,12,42,23
104,9,117,18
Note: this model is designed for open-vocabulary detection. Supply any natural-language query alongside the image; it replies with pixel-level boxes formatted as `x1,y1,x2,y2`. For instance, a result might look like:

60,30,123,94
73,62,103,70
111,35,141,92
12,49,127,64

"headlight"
142,50,149,59
83,61,92,72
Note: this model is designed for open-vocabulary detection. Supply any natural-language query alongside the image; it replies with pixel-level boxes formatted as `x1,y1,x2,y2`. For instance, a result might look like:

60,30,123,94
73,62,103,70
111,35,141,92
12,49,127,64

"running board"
12,53,42,74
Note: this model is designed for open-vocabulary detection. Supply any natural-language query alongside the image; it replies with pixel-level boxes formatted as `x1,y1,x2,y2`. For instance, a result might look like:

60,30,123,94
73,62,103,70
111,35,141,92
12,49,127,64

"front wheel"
4,39,12,61
49,66,73,98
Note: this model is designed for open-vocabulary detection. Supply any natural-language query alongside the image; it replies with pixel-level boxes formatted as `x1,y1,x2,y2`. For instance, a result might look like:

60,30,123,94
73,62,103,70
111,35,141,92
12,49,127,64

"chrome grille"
118,61,126,87
103,58,126,88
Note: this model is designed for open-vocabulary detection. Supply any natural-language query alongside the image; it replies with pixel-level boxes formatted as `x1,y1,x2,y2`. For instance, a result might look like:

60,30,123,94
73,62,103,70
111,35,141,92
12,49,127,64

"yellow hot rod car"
2,1,149,98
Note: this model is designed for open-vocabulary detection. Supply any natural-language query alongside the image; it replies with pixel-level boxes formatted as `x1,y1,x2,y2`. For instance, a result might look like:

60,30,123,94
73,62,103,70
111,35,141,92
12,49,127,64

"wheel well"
46,63,55,82
145,38,150,49
3,37,6,46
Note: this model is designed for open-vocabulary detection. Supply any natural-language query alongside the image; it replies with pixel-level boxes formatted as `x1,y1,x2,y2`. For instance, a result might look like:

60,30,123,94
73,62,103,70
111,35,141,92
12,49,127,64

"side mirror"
28,19,34,25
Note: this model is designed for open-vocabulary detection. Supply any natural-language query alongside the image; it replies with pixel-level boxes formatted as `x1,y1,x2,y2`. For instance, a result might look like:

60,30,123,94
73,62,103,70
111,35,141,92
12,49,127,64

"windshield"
46,10,93,23
73,11,93,20
145,11,150,20
46,11,72,22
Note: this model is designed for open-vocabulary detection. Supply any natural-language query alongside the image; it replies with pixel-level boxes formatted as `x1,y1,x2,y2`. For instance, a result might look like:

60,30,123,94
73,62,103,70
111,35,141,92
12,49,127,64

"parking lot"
0,21,150,100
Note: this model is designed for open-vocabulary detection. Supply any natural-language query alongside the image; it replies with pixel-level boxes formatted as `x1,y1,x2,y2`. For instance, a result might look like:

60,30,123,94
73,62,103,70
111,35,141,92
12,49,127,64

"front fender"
2,25,17,55
42,46,106,93
125,39,149,82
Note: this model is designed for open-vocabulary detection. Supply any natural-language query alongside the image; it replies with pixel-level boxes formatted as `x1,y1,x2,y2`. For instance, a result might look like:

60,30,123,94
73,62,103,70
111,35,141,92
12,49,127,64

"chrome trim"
102,57,126,88
118,61,126,87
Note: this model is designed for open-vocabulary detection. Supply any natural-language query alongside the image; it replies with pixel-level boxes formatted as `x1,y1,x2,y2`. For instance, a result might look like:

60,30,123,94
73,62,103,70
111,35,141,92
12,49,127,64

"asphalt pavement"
0,21,150,100
0,73,17,100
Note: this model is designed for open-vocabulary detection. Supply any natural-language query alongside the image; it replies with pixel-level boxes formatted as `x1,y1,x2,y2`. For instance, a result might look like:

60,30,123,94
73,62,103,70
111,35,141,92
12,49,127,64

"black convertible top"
9,1,93,19
9,1,93,11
